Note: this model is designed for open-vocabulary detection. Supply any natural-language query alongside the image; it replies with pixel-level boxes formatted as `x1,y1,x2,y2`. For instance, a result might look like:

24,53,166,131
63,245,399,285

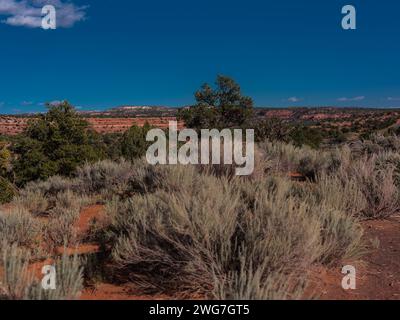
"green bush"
12,102,104,186
179,75,253,130
0,177,15,204
120,124,153,161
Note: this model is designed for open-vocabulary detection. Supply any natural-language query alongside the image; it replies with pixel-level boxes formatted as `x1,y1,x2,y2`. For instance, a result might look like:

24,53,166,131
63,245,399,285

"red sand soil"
56,244,100,256
288,172,306,181
54,205,105,256
306,216,400,300
80,283,174,301
74,204,105,235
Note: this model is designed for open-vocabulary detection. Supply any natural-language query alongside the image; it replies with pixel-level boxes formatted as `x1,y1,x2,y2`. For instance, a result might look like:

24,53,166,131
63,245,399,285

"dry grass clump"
32,253,83,300
259,141,343,180
315,155,400,219
0,242,83,300
14,190,48,216
76,159,134,198
359,134,400,154
22,175,82,197
0,242,35,300
0,208,40,248
100,166,363,299
52,190,91,212
75,159,166,198
43,208,79,249
198,143,267,180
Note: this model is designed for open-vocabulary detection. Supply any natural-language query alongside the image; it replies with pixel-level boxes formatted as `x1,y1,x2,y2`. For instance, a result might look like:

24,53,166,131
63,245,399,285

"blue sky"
0,0,399,113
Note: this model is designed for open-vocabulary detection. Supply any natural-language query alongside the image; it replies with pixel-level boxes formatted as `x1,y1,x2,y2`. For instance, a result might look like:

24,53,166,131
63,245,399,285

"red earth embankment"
0,117,184,135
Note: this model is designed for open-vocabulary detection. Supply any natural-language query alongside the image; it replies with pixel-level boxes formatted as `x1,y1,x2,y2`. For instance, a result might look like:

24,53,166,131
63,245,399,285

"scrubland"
1,134,399,300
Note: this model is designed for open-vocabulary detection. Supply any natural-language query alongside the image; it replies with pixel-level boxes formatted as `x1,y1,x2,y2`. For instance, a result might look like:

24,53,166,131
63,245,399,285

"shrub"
120,124,153,161
259,141,343,179
106,174,240,295
213,267,307,300
0,177,15,204
313,152,400,220
359,134,400,154
76,159,133,197
0,208,39,248
179,75,253,130
53,190,91,212
76,158,167,197
14,190,48,216
101,168,363,298
31,253,83,300
43,208,80,249
22,175,82,197
12,102,104,186
0,243,83,300
0,243,35,300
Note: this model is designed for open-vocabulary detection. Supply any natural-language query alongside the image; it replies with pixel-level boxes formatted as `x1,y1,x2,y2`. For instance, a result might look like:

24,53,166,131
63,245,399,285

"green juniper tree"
179,75,254,130
12,101,104,186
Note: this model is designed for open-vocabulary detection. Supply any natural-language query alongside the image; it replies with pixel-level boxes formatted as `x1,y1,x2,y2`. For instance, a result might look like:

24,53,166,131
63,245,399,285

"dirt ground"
306,215,400,300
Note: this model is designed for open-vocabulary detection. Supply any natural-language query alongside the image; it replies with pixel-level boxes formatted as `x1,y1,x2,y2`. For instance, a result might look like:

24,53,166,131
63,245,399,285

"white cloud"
0,0,87,28
48,100,63,105
21,100,33,105
388,97,400,101
287,97,302,103
337,96,365,102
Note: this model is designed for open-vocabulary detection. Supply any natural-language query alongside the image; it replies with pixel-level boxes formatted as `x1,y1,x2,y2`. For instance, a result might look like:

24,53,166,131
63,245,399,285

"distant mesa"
0,104,184,136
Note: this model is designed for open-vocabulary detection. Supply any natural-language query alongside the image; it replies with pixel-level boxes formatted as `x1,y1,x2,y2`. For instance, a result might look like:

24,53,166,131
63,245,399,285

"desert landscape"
1,81,400,300
1,0,400,306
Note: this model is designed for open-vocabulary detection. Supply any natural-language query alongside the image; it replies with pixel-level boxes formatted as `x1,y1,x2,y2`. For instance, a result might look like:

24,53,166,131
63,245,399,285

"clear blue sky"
0,0,399,113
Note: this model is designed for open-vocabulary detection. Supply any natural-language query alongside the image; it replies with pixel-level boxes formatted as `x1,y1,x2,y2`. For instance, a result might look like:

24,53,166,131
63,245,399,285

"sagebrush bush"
106,172,240,294
259,141,344,179
0,242,83,300
22,175,82,197
0,242,35,300
43,212,79,249
14,190,48,216
75,158,169,198
213,266,307,300
101,167,363,299
52,190,91,212
0,208,40,248
76,159,134,197
31,253,83,300
359,134,400,154
319,155,400,219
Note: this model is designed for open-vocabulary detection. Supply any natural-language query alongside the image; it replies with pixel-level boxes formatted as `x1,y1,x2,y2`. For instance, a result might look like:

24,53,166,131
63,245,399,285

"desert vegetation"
1,77,400,300
2,134,400,299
